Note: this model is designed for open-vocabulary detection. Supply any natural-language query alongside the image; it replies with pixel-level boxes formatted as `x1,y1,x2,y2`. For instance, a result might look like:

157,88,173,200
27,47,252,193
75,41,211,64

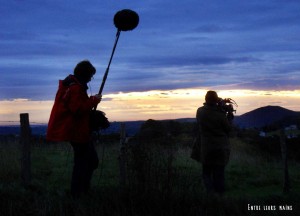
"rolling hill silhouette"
234,106,299,128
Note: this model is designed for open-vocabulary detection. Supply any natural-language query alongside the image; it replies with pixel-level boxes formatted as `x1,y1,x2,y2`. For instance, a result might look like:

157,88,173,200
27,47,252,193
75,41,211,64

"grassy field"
0,138,299,216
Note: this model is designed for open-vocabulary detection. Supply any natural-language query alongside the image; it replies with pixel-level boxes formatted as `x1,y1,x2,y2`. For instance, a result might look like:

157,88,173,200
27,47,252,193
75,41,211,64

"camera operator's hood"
62,74,89,90
205,90,219,104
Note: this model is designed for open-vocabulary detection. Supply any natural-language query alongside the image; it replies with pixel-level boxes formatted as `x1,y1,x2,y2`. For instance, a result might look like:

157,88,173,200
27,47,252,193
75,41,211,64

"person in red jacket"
47,60,102,197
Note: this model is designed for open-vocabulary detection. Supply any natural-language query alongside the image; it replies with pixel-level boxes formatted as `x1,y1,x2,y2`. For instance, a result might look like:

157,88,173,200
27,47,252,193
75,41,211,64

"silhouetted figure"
196,91,231,195
47,60,102,197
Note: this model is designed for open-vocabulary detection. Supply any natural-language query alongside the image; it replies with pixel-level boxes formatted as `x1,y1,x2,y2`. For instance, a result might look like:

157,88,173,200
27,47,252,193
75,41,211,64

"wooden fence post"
119,123,127,190
20,113,31,186
280,128,290,193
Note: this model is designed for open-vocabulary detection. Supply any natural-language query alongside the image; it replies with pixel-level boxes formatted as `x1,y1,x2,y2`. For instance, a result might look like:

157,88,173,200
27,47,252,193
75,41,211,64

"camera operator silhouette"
195,90,233,195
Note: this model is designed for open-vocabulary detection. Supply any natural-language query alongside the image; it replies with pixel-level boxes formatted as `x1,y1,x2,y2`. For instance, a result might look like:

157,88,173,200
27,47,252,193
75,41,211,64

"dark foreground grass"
0,183,299,216
0,139,299,216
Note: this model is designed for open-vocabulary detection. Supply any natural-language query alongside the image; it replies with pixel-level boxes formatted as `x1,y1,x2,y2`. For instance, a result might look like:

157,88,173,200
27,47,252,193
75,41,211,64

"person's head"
73,60,96,83
205,90,219,105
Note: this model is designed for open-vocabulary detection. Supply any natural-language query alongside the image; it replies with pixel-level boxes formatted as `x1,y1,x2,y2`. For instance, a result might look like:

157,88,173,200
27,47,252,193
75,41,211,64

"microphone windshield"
114,9,139,31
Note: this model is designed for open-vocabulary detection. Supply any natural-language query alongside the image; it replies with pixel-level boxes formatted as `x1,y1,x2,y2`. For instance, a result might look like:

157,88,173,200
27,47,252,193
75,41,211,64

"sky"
0,0,300,124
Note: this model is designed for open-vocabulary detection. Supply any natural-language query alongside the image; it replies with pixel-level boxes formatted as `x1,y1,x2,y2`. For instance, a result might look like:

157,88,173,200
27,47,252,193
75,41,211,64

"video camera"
217,98,238,120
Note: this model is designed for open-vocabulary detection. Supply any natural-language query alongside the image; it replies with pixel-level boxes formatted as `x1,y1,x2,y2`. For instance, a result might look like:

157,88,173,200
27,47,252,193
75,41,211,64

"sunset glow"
1,89,299,125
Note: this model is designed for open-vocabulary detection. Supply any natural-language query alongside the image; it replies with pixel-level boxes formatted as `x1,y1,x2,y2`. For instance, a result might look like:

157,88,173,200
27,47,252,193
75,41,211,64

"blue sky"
1,0,300,101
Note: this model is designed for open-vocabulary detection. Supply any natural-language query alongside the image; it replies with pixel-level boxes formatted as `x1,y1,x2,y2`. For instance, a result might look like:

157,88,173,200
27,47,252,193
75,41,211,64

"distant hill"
0,121,145,137
0,126,21,135
104,120,145,136
0,119,198,136
234,106,299,128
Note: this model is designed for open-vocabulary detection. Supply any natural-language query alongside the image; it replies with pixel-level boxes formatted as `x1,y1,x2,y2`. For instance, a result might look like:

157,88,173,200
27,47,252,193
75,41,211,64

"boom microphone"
114,9,139,31
97,9,139,96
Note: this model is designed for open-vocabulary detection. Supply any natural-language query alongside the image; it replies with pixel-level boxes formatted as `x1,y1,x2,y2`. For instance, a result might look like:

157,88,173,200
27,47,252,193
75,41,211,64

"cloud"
132,55,260,68
0,0,300,100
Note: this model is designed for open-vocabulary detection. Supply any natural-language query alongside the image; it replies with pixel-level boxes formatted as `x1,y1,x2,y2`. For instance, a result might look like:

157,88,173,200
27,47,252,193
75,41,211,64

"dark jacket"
47,75,100,143
196,104,231,166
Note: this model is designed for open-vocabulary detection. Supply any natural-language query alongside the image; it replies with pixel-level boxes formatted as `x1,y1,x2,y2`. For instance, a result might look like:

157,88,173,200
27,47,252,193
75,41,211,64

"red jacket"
47,75,100,143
